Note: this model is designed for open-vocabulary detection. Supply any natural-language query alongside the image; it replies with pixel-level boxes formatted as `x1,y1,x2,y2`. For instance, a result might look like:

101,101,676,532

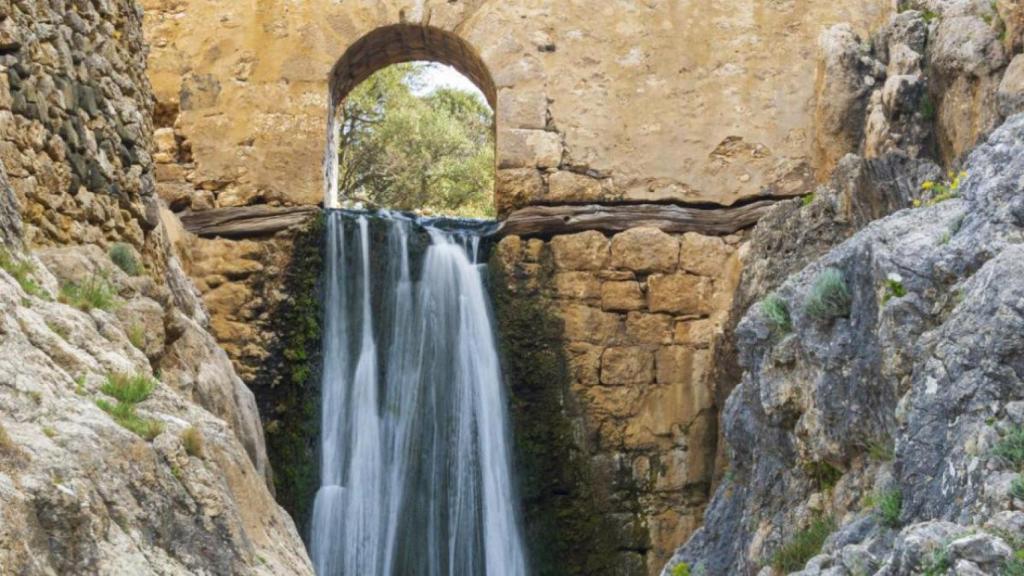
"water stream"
310,210,527,575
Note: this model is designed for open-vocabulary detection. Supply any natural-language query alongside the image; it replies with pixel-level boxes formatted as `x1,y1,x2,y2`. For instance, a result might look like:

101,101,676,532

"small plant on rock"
866,437,895,462
670,561,690,576
59,275,117,312
127,323,145,350
97,373,162,440
769,515,836,573
882,273,907,305
1012,476,1024,501
874,488,903,528
0,247,50,300
920,546,950,576
915,172,967,208
805,268,852,321
805,461,844,491
993,426,1024,469
760,294,792,334
108,243,141,276
181,426,205,459
0,422,13,453
1005,549,1024,576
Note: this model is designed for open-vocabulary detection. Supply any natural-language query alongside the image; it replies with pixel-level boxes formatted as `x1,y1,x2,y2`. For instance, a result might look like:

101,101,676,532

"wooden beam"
494,201,779,238
180,205,319,239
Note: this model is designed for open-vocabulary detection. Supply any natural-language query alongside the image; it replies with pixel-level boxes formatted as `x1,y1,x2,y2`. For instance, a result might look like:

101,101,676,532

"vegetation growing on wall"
256,213,325,537
489,254,638,576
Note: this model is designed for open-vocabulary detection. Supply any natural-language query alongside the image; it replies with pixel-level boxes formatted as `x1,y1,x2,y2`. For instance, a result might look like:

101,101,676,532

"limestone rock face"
142,0,891,211
665,113,1024,576
0,245,311,575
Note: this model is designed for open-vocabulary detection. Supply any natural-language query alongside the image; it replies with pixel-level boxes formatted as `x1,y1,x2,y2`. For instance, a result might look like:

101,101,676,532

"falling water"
310,210,527,576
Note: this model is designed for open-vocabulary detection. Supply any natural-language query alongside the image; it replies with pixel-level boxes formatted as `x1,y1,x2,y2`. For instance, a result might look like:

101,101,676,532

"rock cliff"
665,2,1024,573
0,0,312,573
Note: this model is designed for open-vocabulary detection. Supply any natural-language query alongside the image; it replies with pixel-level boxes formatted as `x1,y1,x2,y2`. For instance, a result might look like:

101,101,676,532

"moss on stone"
255,212,325,538
489,251,637,576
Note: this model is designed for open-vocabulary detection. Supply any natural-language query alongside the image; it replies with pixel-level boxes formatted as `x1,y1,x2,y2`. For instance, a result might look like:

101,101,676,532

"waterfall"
310,210,527,576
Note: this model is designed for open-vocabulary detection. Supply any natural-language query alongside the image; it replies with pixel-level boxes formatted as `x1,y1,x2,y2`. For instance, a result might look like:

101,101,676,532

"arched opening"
324,25,497,217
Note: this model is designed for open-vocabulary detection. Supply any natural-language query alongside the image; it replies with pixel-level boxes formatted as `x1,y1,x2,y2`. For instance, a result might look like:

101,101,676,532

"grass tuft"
867,438,895,462
97,373,162,440
181,426,205,459
769,515,836,572
59,275,117,312
805,268,851,321
108,243,141,276
760,294,792,334
874,488,903,528
0,247,50,300
127,323,145,350
1012,476,1024,501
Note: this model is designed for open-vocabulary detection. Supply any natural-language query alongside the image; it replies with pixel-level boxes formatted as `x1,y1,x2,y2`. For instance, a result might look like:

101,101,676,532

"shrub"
805,268,851,321
1005,549,1024,576
915,172,967,208
670,562,690,576
97,373,162,440
0,247,49,300
108,243,141,276
760,294,792,334
59,275,117,311
874,489,903,528
993,426,1024,469
866,438,895,462
805,461,843,490
181,426,205,459
1012,476,1024,501
882,273,906,305
769,515,836,572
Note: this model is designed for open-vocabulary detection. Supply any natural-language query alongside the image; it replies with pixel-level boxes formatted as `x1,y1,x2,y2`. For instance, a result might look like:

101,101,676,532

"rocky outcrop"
664,111,1024,575
0,240,311,574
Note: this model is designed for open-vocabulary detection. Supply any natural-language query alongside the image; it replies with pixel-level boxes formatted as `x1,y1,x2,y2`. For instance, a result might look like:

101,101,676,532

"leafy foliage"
1012,476,1024,501
760,294,792,334
337,63,495,217
914,172,967,208
108,243,141,276
805,268,852,321
769,515,836,572
671,562,691,576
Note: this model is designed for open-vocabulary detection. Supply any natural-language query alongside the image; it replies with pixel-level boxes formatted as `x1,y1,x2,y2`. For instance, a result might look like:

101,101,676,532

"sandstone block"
625,312,673,345
547,171,609,203
647,273,712,315
601,347,654,386
549,230,609,271
610,227,679,274
567,342,602,388
497,87,547,130
524,238,545,262
674,318,716,347
558,303,620,345
554,272,600,300
584,386,643,419
497,128,562,169
679,233,731,277
656,346,709,385
496,168,544,215
494,235,522,270
601,281,645,311
154,127,177,154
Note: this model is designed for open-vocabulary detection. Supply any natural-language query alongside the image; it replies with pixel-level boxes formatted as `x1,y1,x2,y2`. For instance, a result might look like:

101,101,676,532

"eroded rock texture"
665,110,1024,576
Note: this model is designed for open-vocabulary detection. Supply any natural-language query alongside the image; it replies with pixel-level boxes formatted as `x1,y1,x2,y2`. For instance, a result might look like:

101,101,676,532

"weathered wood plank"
180,205,320,238
494,201,779,238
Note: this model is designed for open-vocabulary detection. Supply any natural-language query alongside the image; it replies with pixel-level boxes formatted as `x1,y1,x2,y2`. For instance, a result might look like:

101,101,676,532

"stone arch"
324,23,497,208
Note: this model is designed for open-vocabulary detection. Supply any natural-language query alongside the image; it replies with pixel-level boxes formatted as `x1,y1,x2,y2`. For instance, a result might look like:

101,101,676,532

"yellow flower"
922,181,935,191
913,199,922,207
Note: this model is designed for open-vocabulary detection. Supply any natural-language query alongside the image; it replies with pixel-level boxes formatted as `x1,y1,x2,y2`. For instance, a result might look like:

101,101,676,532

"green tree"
337,63,495,217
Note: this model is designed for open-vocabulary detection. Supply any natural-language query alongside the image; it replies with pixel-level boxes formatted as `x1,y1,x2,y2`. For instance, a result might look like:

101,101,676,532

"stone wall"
492,227,742,575
140,0,891,213
1,0,159,251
